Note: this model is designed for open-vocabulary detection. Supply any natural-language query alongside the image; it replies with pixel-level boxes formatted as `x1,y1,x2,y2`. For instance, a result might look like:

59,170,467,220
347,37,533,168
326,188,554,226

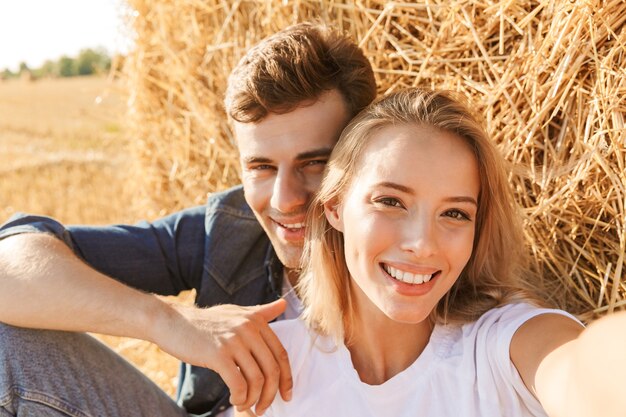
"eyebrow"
375,181,478,206
376,181,414,194
443,196,478,206
242,147,333,165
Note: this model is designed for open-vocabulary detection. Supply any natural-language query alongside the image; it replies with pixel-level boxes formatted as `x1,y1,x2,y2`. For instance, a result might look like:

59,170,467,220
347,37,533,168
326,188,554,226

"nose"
270,169,309,214
401,214,438,258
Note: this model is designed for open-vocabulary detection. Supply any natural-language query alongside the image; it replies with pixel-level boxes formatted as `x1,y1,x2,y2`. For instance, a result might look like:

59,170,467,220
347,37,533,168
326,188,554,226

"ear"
323,198,344,232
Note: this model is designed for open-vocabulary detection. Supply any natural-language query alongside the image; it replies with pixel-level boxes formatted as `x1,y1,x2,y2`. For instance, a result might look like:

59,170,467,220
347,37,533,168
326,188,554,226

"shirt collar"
264,244,284,298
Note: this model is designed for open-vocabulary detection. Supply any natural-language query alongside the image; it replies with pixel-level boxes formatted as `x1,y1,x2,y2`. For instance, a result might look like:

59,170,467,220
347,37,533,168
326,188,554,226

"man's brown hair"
225,22,376,123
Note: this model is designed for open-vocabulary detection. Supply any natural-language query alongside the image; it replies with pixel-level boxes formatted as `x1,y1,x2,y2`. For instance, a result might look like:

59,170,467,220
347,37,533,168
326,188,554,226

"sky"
0,0,131,72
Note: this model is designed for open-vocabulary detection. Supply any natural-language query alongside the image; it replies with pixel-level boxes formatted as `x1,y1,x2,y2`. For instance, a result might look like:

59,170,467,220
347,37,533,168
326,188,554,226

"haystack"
123,0,626,320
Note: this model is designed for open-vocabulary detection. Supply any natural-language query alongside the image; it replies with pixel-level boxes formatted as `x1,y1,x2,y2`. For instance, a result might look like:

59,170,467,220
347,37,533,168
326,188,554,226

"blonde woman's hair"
298,88,540,342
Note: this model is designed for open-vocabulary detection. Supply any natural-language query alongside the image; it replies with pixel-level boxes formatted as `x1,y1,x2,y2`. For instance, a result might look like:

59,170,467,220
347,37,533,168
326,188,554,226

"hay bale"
122,0,626,319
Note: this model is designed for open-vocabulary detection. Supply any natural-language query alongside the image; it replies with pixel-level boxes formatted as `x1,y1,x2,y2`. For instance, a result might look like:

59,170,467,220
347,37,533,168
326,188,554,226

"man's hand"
0,233,290,414
153,299,292,415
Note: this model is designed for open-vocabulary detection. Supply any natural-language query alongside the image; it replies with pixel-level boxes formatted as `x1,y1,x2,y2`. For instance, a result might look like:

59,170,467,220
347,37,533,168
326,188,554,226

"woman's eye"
376,197,403,208
443,209,471,221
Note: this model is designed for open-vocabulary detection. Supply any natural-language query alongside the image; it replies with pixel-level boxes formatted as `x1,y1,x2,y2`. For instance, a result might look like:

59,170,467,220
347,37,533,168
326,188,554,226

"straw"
122,0,626,319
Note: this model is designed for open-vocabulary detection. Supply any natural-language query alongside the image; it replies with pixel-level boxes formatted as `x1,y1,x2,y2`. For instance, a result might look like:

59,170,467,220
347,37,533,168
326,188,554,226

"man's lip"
272,218,306,228
273,218,307,243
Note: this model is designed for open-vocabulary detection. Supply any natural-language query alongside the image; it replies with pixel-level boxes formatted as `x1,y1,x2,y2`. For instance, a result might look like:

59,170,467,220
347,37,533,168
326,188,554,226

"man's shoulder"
201,185,270,294
203,184,264,240
205,185,255,220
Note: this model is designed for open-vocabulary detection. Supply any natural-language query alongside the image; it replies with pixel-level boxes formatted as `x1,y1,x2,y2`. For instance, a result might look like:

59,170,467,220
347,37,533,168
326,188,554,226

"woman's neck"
345,296,434,385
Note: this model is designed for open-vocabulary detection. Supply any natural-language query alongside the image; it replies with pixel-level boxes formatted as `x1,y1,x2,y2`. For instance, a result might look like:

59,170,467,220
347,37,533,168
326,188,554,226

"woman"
236,88,623,417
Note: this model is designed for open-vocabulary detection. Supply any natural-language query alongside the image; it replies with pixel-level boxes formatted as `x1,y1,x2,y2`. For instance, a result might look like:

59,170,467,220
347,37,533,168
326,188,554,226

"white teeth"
383,264,434,285
281,222,304,229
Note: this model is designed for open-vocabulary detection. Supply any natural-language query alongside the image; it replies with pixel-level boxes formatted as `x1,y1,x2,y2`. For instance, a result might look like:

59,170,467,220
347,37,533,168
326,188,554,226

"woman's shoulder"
426,304,582,416
436,302,582,367
270,317,311,345
465,302,580,334
269,318,328,375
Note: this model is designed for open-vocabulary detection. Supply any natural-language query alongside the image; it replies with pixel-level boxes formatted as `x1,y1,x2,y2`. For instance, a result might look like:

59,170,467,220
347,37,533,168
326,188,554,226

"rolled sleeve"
0,214,76,248
0,207,207,295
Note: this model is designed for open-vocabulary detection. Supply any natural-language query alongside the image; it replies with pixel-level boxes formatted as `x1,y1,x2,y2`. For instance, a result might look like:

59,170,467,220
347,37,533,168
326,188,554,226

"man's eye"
304,160,327,167
443,209,471,221
251,164,273,170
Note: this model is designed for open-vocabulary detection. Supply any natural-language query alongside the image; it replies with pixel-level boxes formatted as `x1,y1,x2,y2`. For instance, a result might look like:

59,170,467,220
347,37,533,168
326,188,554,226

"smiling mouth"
275,221,305,231
381,263,440,285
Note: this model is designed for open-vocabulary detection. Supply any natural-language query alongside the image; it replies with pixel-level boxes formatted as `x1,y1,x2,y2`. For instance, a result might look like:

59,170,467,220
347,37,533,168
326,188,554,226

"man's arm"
0,232,163,336
0,213,292,413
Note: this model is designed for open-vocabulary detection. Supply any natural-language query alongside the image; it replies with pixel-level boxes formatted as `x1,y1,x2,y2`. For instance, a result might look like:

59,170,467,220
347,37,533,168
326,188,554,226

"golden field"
0,75,180,396
0,76,132,224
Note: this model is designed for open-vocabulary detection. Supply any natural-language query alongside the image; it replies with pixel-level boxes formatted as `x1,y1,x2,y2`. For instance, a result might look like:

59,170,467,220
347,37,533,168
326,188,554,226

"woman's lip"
381,264,440,296
380,262,440,276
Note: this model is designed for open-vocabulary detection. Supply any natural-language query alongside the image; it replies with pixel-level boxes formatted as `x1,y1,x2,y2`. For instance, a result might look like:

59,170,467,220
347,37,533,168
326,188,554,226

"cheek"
343,215,394,270
304,172,325,193
448,228,475,271
242,177,271,214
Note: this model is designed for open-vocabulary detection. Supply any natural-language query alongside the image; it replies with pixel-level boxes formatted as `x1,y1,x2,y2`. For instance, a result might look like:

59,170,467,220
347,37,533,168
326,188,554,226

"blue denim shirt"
0,185,284,415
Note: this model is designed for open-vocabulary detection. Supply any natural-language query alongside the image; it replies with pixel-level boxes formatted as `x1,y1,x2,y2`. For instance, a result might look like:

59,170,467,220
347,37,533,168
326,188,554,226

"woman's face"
325,124,480,325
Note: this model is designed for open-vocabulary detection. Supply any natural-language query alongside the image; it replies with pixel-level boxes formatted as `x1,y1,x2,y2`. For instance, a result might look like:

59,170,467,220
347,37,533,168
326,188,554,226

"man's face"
235,89,350,270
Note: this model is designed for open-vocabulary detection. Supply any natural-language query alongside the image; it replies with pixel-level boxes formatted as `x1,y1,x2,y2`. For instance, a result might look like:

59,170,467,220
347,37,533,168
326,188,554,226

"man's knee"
0,323,95,416
1,387,90,417
0,322,52,351
0,323,74,371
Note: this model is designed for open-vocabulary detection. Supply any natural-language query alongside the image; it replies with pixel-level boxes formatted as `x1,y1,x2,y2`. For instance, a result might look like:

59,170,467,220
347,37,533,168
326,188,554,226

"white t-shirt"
264,303,579,417
278,273,304,321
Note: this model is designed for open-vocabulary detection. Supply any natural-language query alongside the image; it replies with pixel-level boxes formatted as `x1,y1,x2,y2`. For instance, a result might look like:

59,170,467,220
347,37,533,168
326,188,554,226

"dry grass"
0,75,180,396
0,76,133,224
124,0,626,321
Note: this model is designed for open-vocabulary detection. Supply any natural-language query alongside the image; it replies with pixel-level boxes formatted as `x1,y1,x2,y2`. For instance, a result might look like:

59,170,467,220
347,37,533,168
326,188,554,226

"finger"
213,358,248,407
253,298,287,322
259,324,292,401
234,350,265,411
249,340,281,414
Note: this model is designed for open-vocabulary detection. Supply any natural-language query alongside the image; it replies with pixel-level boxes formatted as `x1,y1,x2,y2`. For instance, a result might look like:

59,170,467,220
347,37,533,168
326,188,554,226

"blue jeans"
0,323,187,417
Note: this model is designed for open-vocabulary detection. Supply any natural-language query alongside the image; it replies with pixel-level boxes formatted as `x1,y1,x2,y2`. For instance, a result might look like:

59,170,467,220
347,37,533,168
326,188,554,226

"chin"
384,306,432,325
392,315,430,325
274,246,304,269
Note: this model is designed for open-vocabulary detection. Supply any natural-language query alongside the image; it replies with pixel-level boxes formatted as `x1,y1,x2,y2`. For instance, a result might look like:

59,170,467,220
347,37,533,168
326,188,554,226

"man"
0,22,376,417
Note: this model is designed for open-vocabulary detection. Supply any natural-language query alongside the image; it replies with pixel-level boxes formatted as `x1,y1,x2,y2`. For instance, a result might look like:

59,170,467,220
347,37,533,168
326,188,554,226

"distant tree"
58,56,76,77
1,68,16,80
18,62,30,74
17,48,113,80
76,48,111,75
18,62,34,82
32,60,57,79
41,60,57,77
